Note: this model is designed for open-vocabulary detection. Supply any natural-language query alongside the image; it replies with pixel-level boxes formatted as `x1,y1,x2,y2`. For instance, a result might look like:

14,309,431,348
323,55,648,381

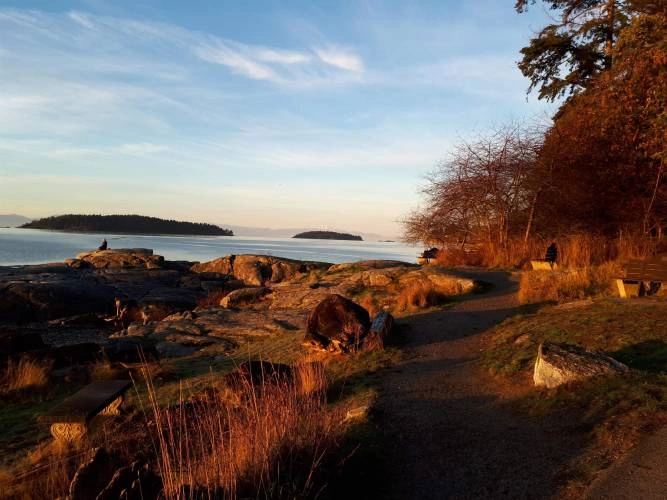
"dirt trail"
585,426,667,499
375,270,583,499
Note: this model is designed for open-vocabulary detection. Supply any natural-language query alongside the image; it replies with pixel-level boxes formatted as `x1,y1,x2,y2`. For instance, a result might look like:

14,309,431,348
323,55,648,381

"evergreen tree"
515,0,632,100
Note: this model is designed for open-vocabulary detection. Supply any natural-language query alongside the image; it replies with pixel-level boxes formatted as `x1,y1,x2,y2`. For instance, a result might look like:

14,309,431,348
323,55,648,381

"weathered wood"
617,255,667,297
530,260,557,271
39,380,131,425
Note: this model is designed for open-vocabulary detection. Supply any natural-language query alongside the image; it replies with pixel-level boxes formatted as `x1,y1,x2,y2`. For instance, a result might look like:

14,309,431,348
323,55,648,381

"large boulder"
69,448,120,500
71,457,162,500
534,341,629,388
0,273,116,322
76,249,165,269
0,330,46,359
304,294,370,353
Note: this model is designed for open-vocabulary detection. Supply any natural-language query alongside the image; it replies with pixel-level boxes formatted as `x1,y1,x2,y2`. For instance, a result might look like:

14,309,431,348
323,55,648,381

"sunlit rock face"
533,341,628,388
74,249,164,269
191,255,330,286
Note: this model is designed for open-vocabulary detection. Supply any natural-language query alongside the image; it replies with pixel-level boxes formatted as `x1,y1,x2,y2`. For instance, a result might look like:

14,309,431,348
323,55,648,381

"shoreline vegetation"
293,230,362,241
21,214,233,237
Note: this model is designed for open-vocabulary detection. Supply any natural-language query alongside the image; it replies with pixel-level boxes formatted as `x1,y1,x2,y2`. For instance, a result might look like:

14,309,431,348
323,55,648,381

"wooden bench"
616,255,667,298
38,380,131,442
530,259,558,271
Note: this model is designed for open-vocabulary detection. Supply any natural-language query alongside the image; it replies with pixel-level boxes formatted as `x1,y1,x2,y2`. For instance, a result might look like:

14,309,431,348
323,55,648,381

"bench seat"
39,380,131,442
616,255,667,298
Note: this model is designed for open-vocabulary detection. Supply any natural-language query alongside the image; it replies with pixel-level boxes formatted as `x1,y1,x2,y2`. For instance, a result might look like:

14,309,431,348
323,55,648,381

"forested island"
293,230,362,241
21,214,233,236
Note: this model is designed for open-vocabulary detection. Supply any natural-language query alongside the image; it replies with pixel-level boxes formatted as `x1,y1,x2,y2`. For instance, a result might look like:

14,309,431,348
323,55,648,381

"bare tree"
402,124,542,249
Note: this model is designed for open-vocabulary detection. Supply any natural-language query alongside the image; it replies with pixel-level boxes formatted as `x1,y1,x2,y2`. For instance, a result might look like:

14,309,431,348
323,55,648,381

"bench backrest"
39,380,131,424
624,255,667,282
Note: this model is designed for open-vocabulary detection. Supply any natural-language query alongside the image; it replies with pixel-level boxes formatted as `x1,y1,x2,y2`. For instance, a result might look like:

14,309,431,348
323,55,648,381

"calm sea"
0,228,419,266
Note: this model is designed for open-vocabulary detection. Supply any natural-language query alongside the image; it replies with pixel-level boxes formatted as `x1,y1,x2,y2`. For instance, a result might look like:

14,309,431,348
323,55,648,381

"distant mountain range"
0,214,33,227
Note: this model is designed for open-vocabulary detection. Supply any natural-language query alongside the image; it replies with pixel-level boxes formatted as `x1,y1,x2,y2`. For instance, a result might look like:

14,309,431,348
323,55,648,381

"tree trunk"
524,188,541,246
604,0,616,69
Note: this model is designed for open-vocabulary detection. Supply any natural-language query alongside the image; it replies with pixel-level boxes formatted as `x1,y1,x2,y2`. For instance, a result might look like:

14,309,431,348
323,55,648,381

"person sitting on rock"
98,238,108,251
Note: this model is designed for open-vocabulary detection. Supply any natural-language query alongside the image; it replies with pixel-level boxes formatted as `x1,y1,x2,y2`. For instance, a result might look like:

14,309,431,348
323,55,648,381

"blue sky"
0,0,554,237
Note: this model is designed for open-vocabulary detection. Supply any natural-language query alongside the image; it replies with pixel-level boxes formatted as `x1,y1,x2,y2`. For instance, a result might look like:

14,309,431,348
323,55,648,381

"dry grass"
518,263,619,304
435,234,660,269
1,358,51,394
395,280,447,312
358,292,381,318
0,439,86,499
482,300,667,496
145,359,342,499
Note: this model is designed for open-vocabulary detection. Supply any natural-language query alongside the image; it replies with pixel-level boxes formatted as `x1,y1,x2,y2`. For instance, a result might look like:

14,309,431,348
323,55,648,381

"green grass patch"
482,298,667,495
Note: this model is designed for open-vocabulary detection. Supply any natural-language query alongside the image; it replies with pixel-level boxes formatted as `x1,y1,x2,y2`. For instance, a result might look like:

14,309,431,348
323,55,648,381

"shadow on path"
373,269,583,499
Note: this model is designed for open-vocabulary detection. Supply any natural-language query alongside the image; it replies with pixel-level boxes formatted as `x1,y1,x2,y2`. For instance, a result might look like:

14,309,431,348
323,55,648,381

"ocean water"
0,228,419,266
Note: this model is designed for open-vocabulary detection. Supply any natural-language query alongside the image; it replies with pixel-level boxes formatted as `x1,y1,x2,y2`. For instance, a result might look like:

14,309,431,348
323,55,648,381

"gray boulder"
534,341,629,388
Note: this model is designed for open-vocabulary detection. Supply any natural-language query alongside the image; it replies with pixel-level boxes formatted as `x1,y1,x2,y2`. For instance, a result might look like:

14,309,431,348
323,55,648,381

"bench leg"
50,422,87,442
99,396,123,416
616,279,627,298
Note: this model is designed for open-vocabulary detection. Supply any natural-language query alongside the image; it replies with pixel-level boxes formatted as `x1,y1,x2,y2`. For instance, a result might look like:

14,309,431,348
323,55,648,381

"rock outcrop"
74,248,165,269
191,255,330,286
533,341,629,388
70,449,162,500
220,287,271,308
304,294,371,353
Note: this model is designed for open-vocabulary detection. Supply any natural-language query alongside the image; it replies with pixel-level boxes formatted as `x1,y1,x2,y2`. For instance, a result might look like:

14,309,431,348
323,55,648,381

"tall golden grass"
1,357,51,393
434,234,659,269
395,280,446,312
145,360,339,499
518,262,620,304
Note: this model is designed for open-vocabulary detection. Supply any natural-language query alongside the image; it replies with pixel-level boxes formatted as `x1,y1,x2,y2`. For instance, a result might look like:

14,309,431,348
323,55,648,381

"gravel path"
586,426,667,499
375,270,584,499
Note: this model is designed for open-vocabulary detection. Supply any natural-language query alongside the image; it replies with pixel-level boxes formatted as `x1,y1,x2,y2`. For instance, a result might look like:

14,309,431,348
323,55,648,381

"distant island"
293,230,362,241
21,214,233,236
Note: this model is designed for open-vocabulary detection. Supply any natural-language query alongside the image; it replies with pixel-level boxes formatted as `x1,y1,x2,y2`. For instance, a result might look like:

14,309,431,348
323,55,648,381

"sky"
0,0,555,238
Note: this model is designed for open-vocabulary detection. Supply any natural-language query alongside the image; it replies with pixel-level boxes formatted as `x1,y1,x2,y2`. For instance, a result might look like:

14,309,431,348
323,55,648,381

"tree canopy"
515,0,632,100
402,7,666,259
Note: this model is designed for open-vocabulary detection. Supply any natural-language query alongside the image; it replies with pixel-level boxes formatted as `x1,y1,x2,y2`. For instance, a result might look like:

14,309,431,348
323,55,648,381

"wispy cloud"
194,43,281,82
314,46,364,72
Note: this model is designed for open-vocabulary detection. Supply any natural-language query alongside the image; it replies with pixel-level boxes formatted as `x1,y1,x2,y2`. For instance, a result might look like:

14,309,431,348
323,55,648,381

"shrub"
518,263,618,304
395,280,447,312
146,360,340,498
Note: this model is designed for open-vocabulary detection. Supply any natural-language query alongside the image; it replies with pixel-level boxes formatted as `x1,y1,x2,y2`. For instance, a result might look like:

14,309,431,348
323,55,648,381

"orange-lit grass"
395,280,447,312
144,360,340,498
1,357,51,393
518,262,619,304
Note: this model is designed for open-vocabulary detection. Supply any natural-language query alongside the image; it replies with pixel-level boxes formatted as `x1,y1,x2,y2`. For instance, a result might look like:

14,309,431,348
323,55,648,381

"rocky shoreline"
1,248,477,368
